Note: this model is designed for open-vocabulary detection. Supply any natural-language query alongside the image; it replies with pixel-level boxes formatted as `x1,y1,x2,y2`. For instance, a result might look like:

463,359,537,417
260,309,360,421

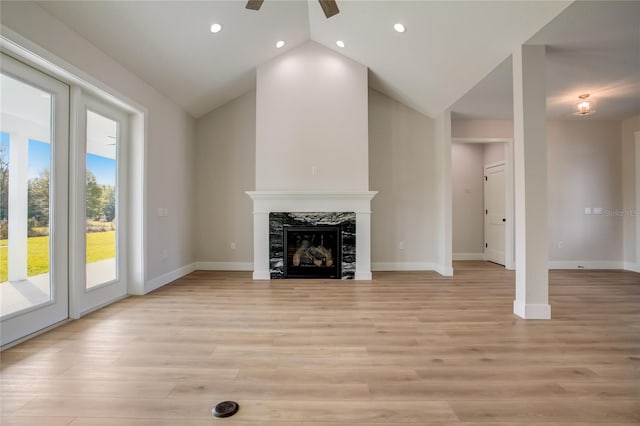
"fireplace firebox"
284,226,341,279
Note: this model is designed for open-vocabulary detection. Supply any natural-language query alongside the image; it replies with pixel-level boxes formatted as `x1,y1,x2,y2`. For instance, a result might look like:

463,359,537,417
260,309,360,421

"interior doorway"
451,138,514,269
484,162,506,265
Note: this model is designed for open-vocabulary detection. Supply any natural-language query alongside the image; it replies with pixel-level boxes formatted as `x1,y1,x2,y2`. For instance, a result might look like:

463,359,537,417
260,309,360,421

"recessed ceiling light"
276,40,285,48
210,23,222,33
394,23,406,33
336,40,345,48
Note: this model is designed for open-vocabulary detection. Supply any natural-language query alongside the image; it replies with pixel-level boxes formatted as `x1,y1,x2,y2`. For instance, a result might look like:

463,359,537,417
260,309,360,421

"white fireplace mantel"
246,190,377,280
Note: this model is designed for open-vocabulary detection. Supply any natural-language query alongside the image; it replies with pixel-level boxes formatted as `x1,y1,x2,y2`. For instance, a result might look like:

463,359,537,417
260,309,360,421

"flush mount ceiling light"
336,40,345,48
276,40,285,48
394,23,406,33
573,94,596,116
210,23,222,33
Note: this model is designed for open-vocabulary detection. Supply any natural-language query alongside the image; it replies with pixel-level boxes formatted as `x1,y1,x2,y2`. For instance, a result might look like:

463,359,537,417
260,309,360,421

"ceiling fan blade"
246,0,264,11
318,0,339,18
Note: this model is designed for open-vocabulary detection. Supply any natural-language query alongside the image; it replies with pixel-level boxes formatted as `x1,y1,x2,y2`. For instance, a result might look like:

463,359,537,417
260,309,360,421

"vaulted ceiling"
33,1,639,121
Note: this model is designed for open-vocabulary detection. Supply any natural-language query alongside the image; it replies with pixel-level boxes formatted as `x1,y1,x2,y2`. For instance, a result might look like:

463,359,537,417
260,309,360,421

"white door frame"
0,53,70,346
484,161,506,265
452,137,514,269
636,131,640,269
70,91,129,318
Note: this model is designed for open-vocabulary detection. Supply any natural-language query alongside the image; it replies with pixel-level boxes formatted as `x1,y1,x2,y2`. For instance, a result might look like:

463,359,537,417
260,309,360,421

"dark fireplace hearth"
284,226,341,278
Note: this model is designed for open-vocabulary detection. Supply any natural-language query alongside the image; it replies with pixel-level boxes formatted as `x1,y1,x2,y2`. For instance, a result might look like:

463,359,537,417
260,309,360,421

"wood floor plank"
1,264,638,424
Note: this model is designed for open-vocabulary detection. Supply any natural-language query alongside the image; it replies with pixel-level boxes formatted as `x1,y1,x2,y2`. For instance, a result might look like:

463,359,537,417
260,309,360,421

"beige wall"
454,117,627,266
195,91,255,265
547,120,622,263
622,114,640,264
452,143,485,256
452,119,513,139
1,1,196,286
369,89,438,266
484,142,506,165
255,41,369,191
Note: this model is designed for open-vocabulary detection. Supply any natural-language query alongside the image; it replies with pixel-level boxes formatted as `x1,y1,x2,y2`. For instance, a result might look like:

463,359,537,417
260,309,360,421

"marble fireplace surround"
246,191,378,280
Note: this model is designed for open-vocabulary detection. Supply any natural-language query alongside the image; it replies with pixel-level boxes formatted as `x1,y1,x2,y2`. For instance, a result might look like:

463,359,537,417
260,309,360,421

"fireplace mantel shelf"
246,191,378,200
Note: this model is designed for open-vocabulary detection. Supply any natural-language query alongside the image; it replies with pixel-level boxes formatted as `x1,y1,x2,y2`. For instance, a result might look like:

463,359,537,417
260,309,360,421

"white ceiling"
452,1,640,120
35,0,574,119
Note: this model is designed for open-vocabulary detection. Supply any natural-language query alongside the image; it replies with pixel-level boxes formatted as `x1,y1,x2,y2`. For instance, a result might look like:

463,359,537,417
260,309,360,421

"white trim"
513,300,551,319
452,137,513,144
145,263,197,293
372,262,439,271
78,294,128,318
435,264,454,277
485,161,505,170
623,262,640,273
253,271,270,280
1,319,71,351
453,253,485,261
548,261,624,270
195,262,253,271
1,28,144,114
635,131,640,267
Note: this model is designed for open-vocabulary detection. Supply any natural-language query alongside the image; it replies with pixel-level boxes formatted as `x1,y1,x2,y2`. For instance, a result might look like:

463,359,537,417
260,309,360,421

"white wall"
195,91,255,267
452,143,485,257
255,41,369,191
1,1,196,289
452,119,513,139
368,89,438,268
484,142,505,165
547,120,622,266
622,114,640,266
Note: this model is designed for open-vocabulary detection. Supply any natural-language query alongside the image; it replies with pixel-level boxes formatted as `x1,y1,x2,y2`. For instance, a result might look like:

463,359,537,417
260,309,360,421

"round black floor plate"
212,401,239,418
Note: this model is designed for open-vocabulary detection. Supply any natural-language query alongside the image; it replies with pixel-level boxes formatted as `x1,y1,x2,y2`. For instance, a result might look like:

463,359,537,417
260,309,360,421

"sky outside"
0,132,115,186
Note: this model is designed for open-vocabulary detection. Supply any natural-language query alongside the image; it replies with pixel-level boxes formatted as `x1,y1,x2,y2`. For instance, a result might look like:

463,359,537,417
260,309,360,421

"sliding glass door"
0,54,69,346
71,94,128,315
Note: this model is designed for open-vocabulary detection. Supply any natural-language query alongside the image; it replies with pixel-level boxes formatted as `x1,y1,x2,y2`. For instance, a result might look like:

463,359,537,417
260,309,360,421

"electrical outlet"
311,165,318,176
162,248,168,259
558,241,564,249
398,241,405,250
230,242,236,250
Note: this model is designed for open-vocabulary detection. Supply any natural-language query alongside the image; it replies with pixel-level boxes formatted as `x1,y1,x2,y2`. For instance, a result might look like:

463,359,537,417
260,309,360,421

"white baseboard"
435,264,454,277
513,300,551,319
372,262,438,271
145,263,197,293
355,272,373,280
253,271,270,280
453,253,485,261
195,261,253,271
548,261,624,270
623,262,640,273
371,262,453,277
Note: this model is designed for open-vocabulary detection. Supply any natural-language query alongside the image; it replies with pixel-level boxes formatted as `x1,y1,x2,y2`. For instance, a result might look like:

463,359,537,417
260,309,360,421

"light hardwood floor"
1,262,639,425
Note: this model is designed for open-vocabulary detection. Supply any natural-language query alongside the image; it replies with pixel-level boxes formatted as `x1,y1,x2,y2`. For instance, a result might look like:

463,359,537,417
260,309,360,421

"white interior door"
484,163,506,265
71,93,128,316
0,54,69,346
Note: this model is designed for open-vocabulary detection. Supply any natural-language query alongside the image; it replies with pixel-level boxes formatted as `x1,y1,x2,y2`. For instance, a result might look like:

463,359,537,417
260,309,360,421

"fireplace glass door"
284,226,341,278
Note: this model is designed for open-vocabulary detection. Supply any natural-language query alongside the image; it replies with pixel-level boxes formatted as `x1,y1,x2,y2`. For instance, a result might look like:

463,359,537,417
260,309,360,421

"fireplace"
246,191,377,280
284,226,341,278
269,211,356,279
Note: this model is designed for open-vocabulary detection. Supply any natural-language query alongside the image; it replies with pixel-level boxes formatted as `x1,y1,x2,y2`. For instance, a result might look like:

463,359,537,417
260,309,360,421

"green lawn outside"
0,231,115,283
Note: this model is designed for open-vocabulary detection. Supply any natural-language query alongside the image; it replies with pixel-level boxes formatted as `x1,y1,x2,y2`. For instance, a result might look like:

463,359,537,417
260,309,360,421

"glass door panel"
73,93,127,316
0,54,69,346
85,110,118,289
